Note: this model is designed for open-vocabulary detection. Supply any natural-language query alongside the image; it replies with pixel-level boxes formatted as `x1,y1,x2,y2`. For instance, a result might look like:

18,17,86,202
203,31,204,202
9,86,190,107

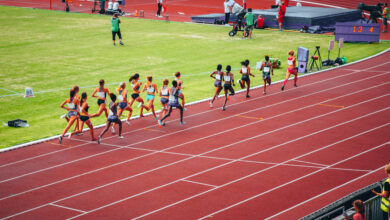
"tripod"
309,46,322,71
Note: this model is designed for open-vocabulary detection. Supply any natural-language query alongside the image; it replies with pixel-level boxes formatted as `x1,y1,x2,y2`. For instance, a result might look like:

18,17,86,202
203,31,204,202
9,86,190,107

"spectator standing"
382,3,389,33
156,0,163,17
275,0,281,6
227,0,245,31
278,1,287,31
224,0,231,25
372,163,390,220
99,0,106,14
296,0,302,7
243,8,254,39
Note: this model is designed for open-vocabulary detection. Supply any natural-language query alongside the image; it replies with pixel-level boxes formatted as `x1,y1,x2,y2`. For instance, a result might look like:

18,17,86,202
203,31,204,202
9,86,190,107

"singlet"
241,66,248,74
214,71,222,81
131,81,140,94
95,87,108,100
117,88,127,102
80,102,89,116
161,86,169,97
109,102,117,116
224,73,232,83
66,97,78,112
146,84,155,95
169,87,179,103
287,57,296,67
263,61,271,74
175,78,182,87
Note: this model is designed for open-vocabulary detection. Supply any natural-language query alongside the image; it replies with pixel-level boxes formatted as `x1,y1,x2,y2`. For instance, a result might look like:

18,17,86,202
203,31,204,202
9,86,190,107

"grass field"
0,6,389,149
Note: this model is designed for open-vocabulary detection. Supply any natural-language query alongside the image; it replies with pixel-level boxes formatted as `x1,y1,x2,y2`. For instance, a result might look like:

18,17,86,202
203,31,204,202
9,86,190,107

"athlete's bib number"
215,74,221,80
162,89,168,96
67,102,75,109
169,95,176,102
97,92,105,98
118,95,124,101
242,67,248,74
147,87,155,93
263,67,270,73
287,60,293,66
224,76,231,82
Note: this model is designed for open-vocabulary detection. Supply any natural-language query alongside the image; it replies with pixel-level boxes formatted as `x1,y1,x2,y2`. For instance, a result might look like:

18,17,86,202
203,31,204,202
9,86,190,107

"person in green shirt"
382,3,389,33
243,8,254,39
111,13,124,46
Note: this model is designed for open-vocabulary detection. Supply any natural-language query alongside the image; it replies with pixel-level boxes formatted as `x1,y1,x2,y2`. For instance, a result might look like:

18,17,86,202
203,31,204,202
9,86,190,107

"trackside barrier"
300,179,386,220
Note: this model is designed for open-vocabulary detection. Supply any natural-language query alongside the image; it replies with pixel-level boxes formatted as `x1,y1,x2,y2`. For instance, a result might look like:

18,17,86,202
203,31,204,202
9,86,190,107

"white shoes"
111,126,115,134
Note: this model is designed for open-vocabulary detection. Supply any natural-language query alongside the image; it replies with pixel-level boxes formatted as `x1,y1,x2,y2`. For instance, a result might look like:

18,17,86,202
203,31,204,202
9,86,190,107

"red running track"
0,50,389,219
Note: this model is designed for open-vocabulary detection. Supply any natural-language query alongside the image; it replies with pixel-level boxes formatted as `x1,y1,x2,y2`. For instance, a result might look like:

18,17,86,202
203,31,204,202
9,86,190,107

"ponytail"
80,92,87,106
129,73,140,82
70,89,75,99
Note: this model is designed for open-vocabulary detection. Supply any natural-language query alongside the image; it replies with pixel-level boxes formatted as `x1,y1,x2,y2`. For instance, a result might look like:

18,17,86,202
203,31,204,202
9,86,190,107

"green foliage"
0,6,389,148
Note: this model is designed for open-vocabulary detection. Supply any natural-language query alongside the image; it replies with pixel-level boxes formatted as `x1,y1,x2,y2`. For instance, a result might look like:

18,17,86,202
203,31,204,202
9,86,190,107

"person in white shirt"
156,0,163,17
296,0,302,7
227,0,245,30
224,0,230,25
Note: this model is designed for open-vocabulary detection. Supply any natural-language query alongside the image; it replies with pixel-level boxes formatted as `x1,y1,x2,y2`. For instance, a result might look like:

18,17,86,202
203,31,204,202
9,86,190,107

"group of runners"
59,50,298,144
59,72,186,144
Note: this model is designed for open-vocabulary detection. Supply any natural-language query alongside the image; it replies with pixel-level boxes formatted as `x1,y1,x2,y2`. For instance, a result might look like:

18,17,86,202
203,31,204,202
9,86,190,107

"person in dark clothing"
156,0,163,17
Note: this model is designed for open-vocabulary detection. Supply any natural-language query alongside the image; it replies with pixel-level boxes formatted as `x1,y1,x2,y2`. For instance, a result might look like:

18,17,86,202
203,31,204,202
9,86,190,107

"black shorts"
97,99,106,106
241,74,250,82
112,30,122,40
384,18,388,25
131,93,139,99
80,115,90,122
224,84,232,90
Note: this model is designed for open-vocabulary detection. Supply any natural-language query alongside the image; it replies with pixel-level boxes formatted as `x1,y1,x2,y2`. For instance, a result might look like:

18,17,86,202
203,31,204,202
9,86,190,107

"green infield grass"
0,6,389,149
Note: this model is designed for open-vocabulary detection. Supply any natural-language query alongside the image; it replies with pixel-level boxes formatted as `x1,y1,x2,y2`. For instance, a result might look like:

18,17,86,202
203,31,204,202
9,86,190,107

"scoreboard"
335,22,380,43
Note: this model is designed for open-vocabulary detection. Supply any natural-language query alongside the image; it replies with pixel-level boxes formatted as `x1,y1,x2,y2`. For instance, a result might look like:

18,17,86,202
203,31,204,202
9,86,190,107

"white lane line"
49,203,87,214
3,71,386,184
264,164,388,219
201,141,390,220
133,124,390,220
5,98,388,220
2,79,385,202
67,101,390,219
182,180,218,188
292,159,328,167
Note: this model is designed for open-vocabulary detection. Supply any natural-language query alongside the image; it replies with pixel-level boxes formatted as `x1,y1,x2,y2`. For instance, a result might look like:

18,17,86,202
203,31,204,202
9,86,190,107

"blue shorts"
107,115,120,123
146,94,155,101
119,102,128,110
263,73,271,80
68,111,77,118
214,81,222,87
161,97,169,104
169,100,180,107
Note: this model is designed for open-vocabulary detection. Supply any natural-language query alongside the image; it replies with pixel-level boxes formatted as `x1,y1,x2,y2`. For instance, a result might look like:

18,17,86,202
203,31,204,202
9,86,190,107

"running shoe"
237,79,241,85
120,41,124,46
209,102,213,108
59,136,63,144
75,132,84,136
180,121,186,125
119,135,124,139
263,91,267,95
60,114,67,119
125,120,130,125
155,115,159,120
138,102,142,108
246,95,250,98
111,126,115,134
113,43,116,46
158,120,162,127
222,106,226,111
294,84,298,87
68,133,72,140
183,108,187,111
281,85,285,91
97,136,101,144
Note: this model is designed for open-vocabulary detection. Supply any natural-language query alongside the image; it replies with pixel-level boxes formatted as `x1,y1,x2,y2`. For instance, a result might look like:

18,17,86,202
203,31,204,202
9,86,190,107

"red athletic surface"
1,0,389,40
0,50,389,219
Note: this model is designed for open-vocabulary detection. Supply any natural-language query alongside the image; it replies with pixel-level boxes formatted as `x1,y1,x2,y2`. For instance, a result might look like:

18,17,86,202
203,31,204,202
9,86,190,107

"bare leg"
99,121,112,138
86,120,95,140
61,116,77,138
246,80,250,97
160,106,173,122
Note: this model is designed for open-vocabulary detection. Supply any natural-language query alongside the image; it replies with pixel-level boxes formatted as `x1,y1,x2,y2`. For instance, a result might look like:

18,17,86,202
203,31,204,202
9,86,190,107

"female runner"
141,76,159,119
209,64,223,108
238,59,255,98
61,85,81,133
69,92,96,141
59,89,79,144
128,73,149,117
281,50,298,91
158,80,184,126
116,82,133,124
91,79,110,118
159,79,170,119
260,55,274,94
98,93,123,144
174,72,185,109
222,65,235,111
